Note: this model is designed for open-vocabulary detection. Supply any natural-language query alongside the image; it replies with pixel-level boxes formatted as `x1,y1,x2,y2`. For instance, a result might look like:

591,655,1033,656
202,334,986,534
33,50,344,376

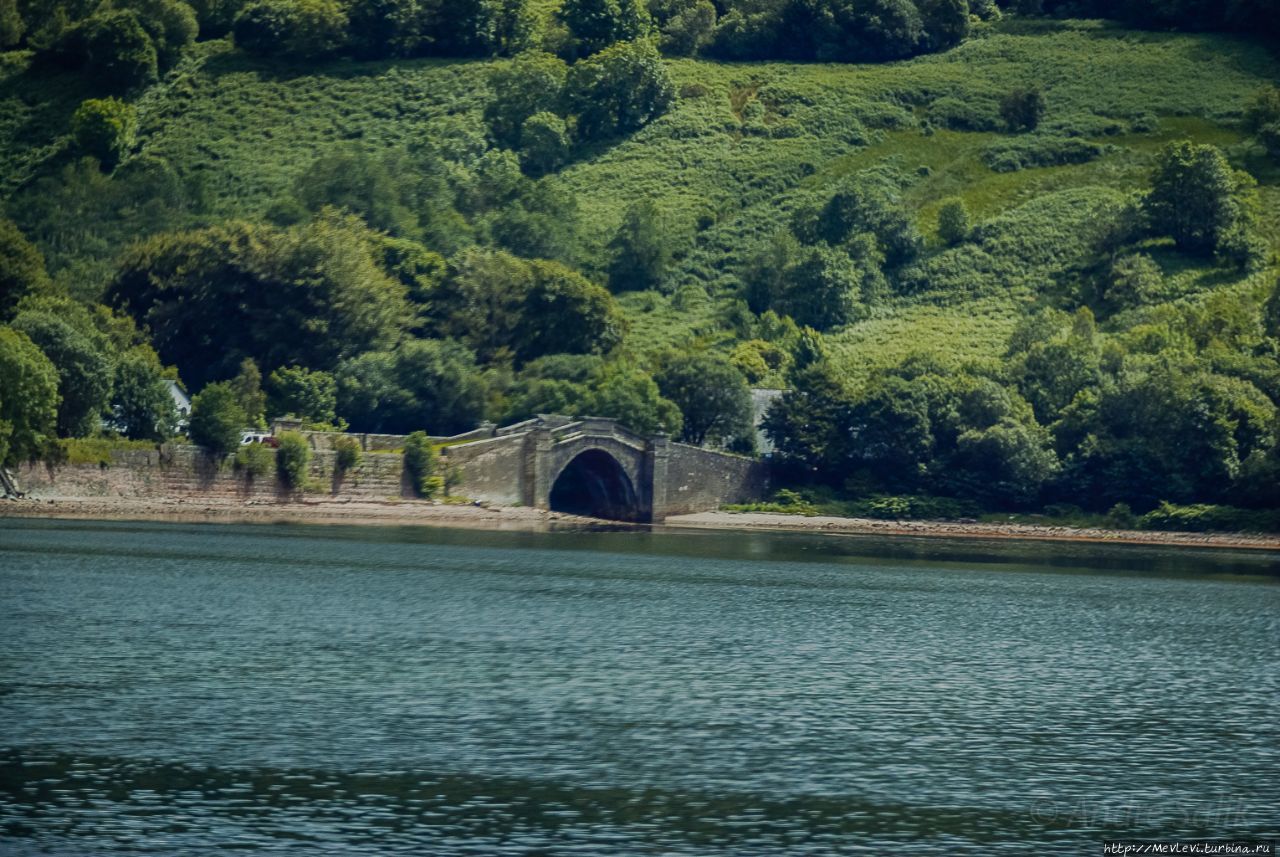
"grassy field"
2,18,1277,383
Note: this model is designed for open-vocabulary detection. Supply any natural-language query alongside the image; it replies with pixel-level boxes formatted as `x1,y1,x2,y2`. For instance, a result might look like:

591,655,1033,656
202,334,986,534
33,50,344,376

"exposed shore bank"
4,496,1280,552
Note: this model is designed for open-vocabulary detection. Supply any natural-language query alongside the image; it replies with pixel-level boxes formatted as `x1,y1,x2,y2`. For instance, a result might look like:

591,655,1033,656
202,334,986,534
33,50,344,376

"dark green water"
1,518,1278,855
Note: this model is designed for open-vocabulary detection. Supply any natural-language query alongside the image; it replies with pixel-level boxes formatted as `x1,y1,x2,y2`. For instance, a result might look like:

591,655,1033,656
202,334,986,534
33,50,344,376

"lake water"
1,518,1278,855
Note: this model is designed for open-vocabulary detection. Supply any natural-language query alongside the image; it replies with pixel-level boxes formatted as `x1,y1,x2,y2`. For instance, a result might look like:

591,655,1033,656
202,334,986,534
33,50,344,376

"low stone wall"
15,444,409,502
291,425,499,452
657,443,769,518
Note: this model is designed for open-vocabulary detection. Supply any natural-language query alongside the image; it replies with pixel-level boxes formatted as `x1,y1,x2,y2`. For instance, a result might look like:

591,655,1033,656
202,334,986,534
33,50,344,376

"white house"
165,380,191,428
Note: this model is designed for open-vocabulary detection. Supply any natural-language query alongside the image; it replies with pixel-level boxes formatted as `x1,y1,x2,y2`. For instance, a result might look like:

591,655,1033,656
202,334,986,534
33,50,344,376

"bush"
484,52,569,147
981,136,1107,172
403,430,438,497
1000,87,1045,133
557,0,651,58
275,430,311,489
1103,253,1163,308
333,434,361,472
519,112,570,176
927,95,1000,131
841,494,981,520
188,382,247,456
1103,502,1137,529
234,441,274,477
937,198,970,246
347,0,421,58
723,488,817,516
266,365,336,425
111,346,178,441
0,0,23,48
565,39,675,140
1137,502,1280,534
659,0,715,56
72,98,137,170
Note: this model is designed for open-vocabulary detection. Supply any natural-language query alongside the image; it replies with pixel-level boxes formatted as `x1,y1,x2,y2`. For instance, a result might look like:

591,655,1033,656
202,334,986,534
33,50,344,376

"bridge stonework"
442,416,767,522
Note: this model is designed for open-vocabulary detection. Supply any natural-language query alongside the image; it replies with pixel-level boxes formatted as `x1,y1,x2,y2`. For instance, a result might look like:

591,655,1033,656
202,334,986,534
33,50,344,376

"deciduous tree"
188,381,247,455
267,365,337,424
1144,141,1251,257
0,327,59,467
656,352,752,447
565,39,674,140
111,345,177,440
71,97,136,170
11,305,113,438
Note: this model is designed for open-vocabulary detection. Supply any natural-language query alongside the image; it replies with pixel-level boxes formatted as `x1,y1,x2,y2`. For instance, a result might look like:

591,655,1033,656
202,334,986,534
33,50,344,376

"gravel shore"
3,496,1279,551
665,511,1280,551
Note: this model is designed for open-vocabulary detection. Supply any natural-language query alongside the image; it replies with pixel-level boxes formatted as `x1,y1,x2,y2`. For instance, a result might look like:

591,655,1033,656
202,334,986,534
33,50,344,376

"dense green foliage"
0,326,59,466
2,9,1279,526
71,97,136,169
110,345,176,440
437,248,624,363
565,39,674,140
0,219,51,319
11,301,113,437
274,429,310,488
107,212,410,389
655,351,751,447
333,433,361,471
233,0,348,59
187,381,246,455
266,364,337,424
401,429,437,496
233,438,273,476
1143,141,1256,261
335,338,487,434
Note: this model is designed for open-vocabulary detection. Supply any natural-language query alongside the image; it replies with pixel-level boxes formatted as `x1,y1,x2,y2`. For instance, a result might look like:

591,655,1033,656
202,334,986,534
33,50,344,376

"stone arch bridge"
440,416,768,522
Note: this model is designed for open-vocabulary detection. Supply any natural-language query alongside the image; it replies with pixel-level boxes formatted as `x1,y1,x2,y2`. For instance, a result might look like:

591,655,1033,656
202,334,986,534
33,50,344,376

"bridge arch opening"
549,449,641,521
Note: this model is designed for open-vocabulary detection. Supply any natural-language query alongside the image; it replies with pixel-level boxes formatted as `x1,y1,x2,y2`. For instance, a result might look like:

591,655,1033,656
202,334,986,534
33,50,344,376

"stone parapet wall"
284,425,498,452
655,443,769,519
440,434,529,506
16,444,408,502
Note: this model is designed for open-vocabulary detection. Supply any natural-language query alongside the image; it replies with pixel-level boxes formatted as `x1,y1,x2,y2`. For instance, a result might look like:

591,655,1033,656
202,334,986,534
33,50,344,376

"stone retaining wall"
15,444,408,502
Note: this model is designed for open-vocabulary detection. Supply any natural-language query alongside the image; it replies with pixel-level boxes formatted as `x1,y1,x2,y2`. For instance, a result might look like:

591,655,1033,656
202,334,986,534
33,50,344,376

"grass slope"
2,18,1277,382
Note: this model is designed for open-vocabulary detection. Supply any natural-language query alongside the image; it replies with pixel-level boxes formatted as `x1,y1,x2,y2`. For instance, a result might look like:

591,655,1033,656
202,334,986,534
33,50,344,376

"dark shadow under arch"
549,449,641,521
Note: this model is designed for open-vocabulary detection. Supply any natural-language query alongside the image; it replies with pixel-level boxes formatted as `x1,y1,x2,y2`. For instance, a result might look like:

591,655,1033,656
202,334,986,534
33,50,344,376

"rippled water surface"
2,518,1278,854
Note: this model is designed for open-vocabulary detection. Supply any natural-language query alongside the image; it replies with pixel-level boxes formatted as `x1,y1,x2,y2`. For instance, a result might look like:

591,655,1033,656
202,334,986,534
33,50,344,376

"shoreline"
3,496,1280,552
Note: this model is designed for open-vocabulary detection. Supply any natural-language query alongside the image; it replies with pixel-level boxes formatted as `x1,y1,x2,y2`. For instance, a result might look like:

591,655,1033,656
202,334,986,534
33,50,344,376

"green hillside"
5,20,1277,373
3,12,1280,524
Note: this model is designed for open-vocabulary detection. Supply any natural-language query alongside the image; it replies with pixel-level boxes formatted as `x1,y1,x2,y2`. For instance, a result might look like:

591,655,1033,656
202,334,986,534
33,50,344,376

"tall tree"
335,338,486,434
0,327,60,467
188,381,247,455
656,352,752,447
1144,141,1250,257
565,39,674,139
11,305,113,437
110,346,177,440
346,0,420,57
0,219,52,322
267,364,337,424
233,0,348,58
607,200,675,292
107,213,411,389
484,51,568,147
556,0,650,57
